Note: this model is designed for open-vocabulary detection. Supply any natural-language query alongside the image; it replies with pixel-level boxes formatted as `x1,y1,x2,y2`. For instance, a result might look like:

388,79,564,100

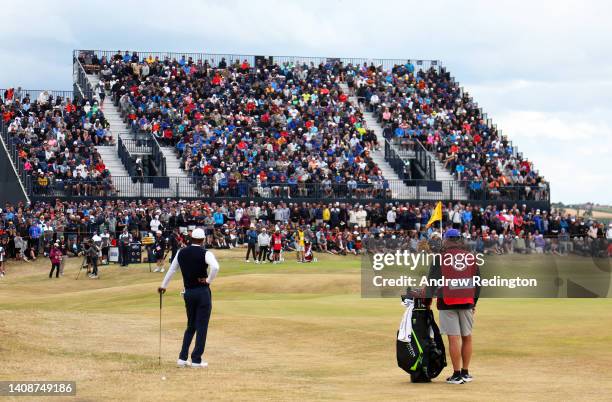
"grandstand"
0,49,549,209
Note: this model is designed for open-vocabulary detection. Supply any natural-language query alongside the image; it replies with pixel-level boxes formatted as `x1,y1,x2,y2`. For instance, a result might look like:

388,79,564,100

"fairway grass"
1,251,611,401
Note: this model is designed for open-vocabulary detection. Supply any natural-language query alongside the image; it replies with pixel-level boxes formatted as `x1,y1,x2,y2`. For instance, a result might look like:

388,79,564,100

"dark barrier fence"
0,120,31,198
27,175,550,203
0,130,29,205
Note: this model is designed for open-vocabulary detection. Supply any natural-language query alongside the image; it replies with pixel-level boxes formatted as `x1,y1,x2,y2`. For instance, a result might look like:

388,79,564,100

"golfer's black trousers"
180,286,212,364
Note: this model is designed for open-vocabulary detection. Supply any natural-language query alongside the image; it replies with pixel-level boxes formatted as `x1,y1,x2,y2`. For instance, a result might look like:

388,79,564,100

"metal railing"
388,137,416,158
72,57,96,101
120,137,154,154
384,139,410,179
117,137,139,177
150,135,167,177
1,88,74,103
117,97,167,177
413,139,436,180
27,176,550,203
74,49,442,72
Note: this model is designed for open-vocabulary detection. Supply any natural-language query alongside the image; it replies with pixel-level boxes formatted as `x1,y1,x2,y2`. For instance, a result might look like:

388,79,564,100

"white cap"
191,228,206,239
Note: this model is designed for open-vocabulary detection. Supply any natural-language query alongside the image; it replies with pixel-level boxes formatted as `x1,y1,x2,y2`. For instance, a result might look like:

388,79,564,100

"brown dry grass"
0,251,611,401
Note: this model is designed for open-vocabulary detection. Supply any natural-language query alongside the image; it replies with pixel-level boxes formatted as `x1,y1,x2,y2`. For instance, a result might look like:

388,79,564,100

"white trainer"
160,268,165,273
153,268,160,272
191,361,208,368
177,359,190,368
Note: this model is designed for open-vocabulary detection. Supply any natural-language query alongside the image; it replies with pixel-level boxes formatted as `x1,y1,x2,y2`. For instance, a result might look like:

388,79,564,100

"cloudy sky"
1,0,610,204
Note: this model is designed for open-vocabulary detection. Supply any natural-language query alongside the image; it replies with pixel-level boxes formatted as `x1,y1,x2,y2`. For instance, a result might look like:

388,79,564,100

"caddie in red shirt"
427,228,481,384
271,229,283,264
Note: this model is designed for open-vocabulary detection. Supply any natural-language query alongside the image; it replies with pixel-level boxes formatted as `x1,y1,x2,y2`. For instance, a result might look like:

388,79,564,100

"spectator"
49,241,62,278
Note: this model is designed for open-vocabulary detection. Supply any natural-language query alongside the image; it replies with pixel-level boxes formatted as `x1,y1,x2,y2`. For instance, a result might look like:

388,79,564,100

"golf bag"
396,296,446,382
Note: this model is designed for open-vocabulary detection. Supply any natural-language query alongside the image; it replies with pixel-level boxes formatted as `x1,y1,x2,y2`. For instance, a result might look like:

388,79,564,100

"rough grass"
0,251,611,401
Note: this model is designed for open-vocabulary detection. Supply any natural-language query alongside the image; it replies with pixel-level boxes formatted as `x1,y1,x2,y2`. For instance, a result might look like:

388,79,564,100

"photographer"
84,239,101,279
119,228,131,267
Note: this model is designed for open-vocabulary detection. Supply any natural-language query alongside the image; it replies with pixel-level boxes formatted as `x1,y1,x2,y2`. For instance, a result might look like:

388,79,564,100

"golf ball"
161,376,166,380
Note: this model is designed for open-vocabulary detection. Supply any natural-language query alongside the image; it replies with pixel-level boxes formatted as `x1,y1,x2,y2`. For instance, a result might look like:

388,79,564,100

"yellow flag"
426,201,443,228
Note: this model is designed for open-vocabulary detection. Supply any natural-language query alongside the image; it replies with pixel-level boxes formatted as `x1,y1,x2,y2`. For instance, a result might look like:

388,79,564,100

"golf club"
159,291,163,367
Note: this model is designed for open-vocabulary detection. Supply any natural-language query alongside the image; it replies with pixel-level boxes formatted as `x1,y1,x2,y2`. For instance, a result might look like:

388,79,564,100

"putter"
159,291,163,366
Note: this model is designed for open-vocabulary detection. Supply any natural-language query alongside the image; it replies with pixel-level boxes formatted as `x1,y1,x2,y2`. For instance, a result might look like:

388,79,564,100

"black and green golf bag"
396,297,446,382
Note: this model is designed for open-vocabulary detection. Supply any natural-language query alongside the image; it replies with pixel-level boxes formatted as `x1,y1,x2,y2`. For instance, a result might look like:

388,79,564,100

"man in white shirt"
150,215,162,233
257,228,271,264
158,228,219,368
356,205,368,228
387,207,397,229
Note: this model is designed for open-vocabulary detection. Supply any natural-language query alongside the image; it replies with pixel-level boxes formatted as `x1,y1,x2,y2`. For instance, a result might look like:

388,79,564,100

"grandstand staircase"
86,74,189,197
159,147,189,179
339,82,467,200
339,83,405,198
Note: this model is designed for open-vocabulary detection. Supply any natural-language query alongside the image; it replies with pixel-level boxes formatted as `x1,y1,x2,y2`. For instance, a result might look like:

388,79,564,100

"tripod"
75,255,89,280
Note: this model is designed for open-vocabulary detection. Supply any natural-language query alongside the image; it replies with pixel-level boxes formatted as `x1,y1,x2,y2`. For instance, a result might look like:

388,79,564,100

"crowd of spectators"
88,51,387,198
79,51,551,202
1,87,115,196
1,198,609,275
350,62,549,200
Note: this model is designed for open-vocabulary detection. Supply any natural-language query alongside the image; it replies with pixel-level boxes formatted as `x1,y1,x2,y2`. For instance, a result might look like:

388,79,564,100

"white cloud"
493,110,612,203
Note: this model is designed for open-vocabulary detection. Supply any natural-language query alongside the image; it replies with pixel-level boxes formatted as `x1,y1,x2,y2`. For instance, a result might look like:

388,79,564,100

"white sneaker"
191,361,208,368
177,359,190,368
255,260,259,264
160,268,165,273
153,268,160,272
90,275,99,279
245,259,250,263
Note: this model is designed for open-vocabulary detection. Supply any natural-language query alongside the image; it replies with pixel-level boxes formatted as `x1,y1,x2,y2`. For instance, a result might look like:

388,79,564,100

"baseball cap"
443,229,461,239
191,228,206,239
